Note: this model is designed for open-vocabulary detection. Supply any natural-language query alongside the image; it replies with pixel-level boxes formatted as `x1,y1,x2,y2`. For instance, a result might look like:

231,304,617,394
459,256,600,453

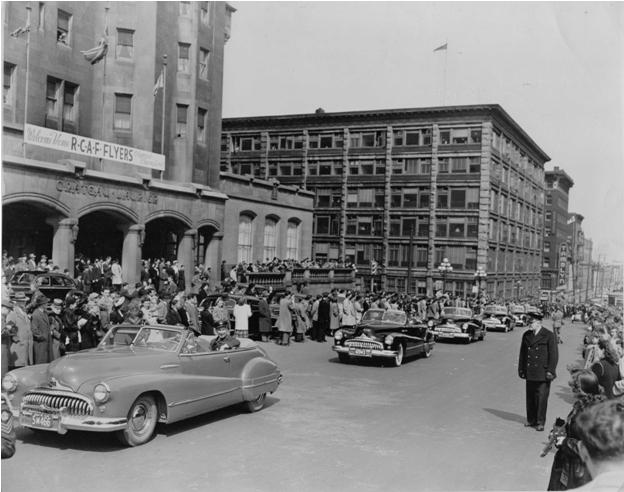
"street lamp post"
516,280,522,301
474,267,487,298
438,258,453,294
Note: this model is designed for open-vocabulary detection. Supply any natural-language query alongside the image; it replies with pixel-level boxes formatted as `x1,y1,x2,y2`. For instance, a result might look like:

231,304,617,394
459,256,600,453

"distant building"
541,167,574,296
222,104,549,299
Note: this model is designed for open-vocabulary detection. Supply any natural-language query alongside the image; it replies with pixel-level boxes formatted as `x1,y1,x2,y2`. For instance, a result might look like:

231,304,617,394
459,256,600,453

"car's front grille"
345,339,383,350
22,391,93,417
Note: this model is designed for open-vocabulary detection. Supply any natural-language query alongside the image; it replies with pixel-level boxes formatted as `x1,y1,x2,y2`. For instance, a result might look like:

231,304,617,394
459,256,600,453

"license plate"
31,412,53,429
438,333,453,337
349,348,372,357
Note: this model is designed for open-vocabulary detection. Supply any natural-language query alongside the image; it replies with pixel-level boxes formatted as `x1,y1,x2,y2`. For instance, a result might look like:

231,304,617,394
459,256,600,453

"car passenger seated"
209,321,240,351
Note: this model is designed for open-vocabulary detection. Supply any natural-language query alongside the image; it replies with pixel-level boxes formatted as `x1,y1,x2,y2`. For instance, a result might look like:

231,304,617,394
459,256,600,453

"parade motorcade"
9,271,77,302
332,309,435,367
1,324,282,447
510,305,528,327
481,305,515,332
431,307,486,344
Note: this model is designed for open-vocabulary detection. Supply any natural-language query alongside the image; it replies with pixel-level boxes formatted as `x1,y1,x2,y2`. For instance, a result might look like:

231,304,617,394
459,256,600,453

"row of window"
490,191,542,226
487,248,540,274
489,219,542,249
224,127,483,153
237,215,300,263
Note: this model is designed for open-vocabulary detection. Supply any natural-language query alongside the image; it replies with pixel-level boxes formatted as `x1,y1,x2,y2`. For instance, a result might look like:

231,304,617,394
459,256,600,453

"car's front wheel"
245,393,266,413
116,394,158,447
338,352,350,364
389,344,404,367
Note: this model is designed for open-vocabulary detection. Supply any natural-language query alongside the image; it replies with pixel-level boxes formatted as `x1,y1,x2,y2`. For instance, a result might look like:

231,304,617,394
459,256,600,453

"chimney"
315,108,325,114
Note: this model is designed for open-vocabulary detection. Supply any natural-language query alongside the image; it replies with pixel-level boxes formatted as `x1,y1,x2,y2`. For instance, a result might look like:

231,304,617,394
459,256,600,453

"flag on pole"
567,215,576,225
153,71,164,97
434,43,447,52
81,19,109,65
10,19,30,38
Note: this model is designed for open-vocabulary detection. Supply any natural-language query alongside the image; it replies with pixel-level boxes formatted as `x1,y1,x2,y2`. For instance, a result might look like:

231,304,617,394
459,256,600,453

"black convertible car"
332,309,435,367
431,307,486,344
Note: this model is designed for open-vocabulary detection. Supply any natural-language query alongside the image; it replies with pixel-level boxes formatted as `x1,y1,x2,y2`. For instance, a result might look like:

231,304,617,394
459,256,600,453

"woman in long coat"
276,292,294,346
257,293,272,342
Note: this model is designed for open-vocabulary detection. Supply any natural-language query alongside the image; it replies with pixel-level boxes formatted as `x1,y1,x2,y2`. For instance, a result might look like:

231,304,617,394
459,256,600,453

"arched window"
263,217,277,261
286,220,300,260
238,214,254,263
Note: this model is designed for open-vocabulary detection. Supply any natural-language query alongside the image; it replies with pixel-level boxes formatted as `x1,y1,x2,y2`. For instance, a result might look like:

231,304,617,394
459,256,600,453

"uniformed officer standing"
518,311,558,431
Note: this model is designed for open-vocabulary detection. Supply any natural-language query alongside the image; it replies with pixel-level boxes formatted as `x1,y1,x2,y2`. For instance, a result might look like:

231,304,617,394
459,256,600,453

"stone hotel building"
222,105,549,298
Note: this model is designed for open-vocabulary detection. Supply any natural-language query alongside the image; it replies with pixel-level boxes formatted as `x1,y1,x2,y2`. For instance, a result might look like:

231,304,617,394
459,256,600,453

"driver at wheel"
209,322,240,351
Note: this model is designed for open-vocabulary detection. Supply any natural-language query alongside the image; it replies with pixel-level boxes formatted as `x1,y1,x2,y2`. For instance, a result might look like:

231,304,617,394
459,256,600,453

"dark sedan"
431,307,486,344
9,271,77,302
332,309,435,367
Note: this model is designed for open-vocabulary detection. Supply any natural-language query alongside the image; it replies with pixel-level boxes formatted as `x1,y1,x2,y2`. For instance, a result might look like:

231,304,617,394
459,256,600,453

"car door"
404,323,424,356
35,275,53,299
179,342,239,417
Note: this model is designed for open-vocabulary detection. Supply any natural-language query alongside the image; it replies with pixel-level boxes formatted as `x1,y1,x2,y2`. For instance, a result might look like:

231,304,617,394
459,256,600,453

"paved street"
2,319,587,492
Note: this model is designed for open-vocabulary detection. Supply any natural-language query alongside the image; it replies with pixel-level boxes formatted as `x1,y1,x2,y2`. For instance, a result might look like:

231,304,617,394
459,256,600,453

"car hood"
43,347,176,392
439,315,470,323
483,314,506,320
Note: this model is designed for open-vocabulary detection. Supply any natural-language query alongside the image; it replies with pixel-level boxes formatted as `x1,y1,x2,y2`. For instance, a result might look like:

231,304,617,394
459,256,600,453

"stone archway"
2,202,55,261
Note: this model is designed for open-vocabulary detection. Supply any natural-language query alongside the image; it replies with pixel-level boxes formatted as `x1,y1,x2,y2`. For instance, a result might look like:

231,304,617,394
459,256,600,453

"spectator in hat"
518,310,559,431
48,299,66,360
1,299,16,376
276,292,295,346
574,400,624,491
62,296,81,352
316,292,331,343
31,295,53,364
27,254,37,271
14,256,28,273
177,265,186,292
6,293,33,370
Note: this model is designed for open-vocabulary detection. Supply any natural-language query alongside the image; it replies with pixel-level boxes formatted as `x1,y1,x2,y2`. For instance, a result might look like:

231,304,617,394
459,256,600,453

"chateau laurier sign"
24,124,165,172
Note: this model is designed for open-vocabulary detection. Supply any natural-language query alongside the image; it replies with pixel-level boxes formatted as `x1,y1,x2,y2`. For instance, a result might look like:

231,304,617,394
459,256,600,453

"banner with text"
24,124,165,171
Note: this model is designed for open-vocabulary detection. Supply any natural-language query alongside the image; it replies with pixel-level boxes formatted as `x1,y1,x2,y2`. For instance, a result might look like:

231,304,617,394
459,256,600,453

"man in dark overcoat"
518,311,558,431
257,292,272,342
31,295,53,364
316,292,331,343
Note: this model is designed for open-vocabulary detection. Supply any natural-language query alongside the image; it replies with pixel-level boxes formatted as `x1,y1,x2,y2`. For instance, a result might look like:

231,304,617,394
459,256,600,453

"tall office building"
222,105,549,299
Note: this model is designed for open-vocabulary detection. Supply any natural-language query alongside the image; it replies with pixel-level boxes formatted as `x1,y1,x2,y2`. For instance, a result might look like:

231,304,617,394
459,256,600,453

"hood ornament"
48,378,58,388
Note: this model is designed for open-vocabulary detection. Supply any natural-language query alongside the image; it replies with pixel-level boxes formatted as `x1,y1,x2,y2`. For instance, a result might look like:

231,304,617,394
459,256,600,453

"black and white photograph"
1,1,623,491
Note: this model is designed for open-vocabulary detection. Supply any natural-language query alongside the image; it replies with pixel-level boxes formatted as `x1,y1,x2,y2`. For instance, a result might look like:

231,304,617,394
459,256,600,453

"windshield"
99,326,184,352
12,272,36,284
382,311,407,324
361,310,385,322
442,308,472,317
511,306,525,313
484,307,507,316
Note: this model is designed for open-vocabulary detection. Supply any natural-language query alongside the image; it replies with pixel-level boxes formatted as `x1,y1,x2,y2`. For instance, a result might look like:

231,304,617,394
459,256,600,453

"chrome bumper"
433,330,469,339
18,408,128,434
332,345,399,359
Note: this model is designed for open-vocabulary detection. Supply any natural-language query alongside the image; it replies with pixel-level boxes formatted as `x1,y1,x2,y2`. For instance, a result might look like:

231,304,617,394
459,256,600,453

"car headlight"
2,374,17,393
385,335,394,345
93,383,110,403
334,330,343,340
462,323,469,331
427,320,433,327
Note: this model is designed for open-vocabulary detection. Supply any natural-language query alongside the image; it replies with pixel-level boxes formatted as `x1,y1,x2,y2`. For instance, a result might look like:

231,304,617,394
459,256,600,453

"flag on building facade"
81,20,108,65
10,20,30,38
153,71,164,97
567,215,576,225
434,43,447,52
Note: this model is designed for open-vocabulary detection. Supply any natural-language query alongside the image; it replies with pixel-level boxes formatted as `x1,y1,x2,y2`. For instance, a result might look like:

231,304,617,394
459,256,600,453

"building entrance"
2,203,54,261
143,218,186,263
75,211,125,262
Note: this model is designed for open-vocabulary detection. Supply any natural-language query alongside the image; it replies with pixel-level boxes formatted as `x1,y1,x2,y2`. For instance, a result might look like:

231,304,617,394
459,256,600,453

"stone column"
205,233,223,276
177,229,197,292
48,217,77,275
120,224,144,287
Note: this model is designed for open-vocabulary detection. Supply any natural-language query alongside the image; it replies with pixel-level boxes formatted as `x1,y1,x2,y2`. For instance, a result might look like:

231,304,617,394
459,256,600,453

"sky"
222,1,623,265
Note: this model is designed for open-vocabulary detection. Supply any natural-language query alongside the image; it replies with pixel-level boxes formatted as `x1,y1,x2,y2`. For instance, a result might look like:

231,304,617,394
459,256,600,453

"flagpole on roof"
442,38,448,106
160,54,167,180
100,4,110,167
23,2,32,158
